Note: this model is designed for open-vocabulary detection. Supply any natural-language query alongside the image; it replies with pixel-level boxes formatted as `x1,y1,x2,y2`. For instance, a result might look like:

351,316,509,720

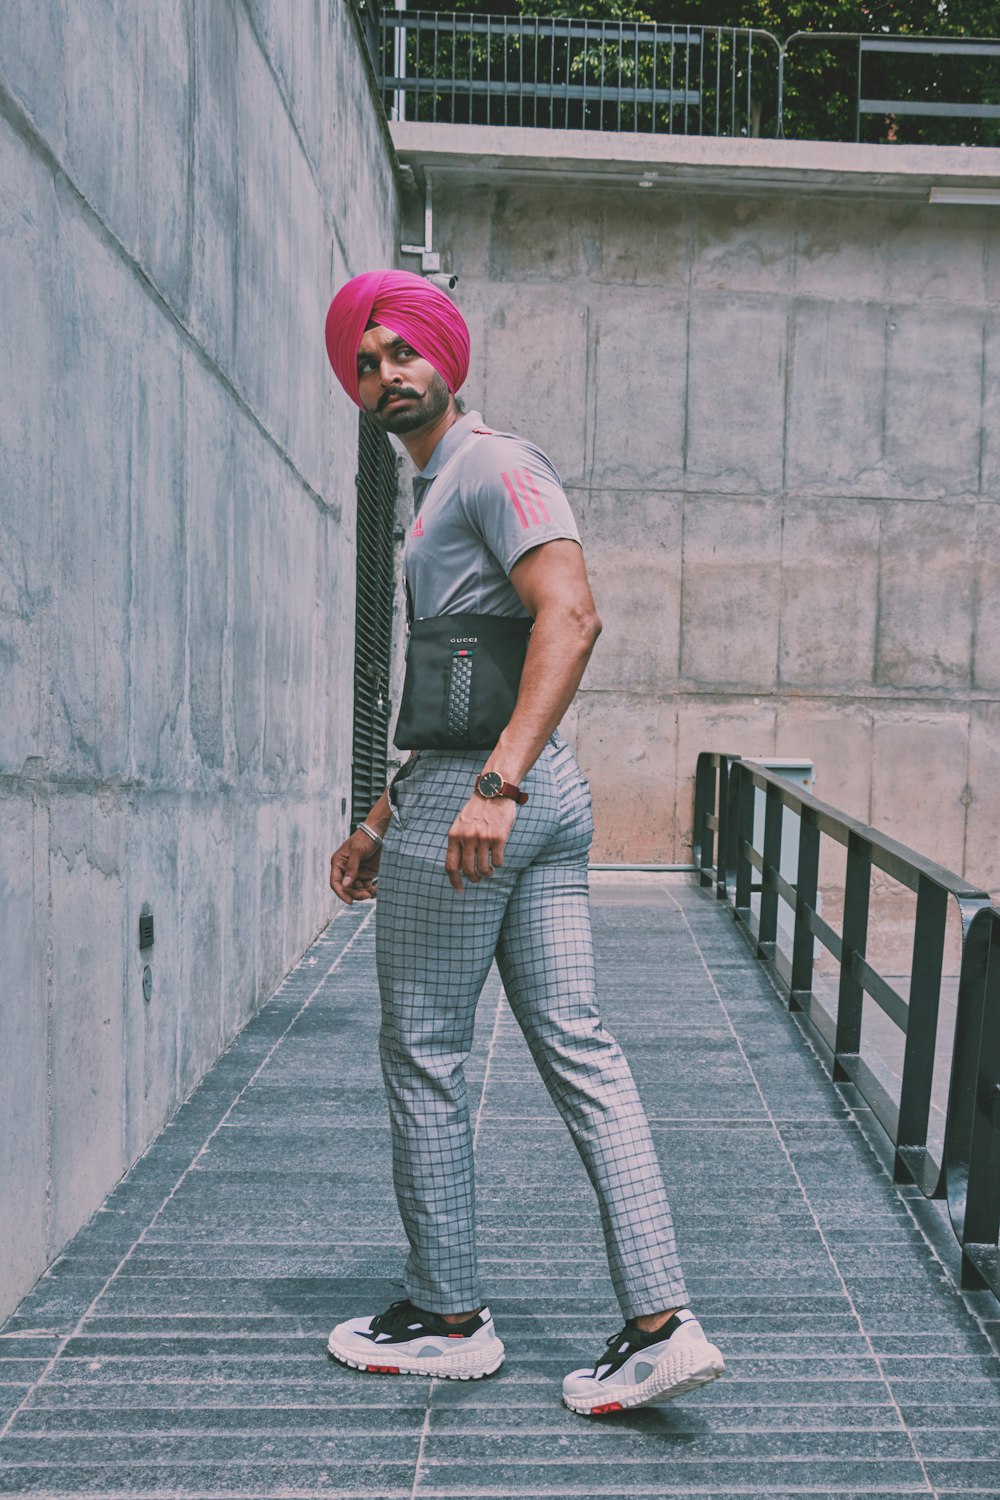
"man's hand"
330,830,382,904
445,794,518,891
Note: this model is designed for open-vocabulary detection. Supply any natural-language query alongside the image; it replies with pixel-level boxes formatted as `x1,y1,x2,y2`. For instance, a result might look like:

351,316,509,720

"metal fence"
783,30,1000,145
377,12,1000,145
380,12,780,137
694,752,1000,1302
946,905,1000,1295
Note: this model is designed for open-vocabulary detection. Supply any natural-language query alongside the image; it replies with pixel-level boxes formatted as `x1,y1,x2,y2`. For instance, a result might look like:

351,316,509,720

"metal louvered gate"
351,413,397,829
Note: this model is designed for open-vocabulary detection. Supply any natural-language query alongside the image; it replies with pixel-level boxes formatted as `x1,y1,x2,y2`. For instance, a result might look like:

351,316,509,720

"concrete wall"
423,175,999,916
0,0,399,1321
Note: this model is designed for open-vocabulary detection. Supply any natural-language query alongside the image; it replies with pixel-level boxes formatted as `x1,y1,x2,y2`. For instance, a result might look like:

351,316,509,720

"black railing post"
724,758,742,900
734,763,754,919
790,806,820,1009
894,874,948,1187
946,905,992,1277
694,753,716,888
757,780,783,959
715,754,732,900
833,831,871,1081
961,918,1000,1290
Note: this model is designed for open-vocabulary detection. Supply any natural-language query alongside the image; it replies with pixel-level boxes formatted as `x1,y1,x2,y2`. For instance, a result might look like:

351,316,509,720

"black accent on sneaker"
360,1299,486,1345
592,1313,685,1381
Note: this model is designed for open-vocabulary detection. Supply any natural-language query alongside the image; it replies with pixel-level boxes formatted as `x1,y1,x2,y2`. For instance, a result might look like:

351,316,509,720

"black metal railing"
377,12,1000,146
783,30,1000,145
694,752,1000,1301
946,906,1000,1295
380,13,780,137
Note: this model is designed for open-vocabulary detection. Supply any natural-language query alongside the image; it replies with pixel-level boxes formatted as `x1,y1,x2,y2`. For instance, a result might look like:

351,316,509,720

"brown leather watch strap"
475,772,529,806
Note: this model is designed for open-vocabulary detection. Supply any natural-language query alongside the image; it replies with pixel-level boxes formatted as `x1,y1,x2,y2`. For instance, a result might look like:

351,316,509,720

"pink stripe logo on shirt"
513,471,541,526
519,469,551,524
501,469,551,529
501,471,530,529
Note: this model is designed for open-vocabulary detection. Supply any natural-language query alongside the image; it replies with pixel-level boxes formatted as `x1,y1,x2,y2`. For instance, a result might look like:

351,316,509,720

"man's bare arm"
485,539,601,784
444,539,601,890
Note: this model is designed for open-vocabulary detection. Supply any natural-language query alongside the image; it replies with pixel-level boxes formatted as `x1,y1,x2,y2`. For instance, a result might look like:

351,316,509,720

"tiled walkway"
2,876,999,1498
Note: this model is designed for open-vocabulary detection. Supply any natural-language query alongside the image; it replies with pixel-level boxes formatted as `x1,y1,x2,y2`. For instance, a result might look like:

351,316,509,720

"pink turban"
325,270,470,409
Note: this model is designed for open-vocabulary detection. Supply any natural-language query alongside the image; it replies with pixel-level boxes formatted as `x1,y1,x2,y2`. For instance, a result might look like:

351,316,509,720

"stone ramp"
1,876,999,1499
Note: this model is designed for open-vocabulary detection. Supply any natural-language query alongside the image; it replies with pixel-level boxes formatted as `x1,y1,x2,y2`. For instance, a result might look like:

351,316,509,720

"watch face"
479,771,503,798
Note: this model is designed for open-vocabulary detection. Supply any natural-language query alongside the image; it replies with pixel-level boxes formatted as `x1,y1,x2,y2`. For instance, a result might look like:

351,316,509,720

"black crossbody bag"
393,428,533,751
394,611,532,751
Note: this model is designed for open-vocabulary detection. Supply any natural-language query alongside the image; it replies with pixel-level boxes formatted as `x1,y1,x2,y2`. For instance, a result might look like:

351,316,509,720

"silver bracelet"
358,821,384,849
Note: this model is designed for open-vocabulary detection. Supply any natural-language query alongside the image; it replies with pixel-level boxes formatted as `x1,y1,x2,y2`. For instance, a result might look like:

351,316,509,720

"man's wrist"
475,770,529,805
361,798,391,841
481,744,530,788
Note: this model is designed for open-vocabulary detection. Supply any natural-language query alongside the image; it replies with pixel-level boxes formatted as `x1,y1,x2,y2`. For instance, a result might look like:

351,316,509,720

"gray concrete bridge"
2,875,998,1498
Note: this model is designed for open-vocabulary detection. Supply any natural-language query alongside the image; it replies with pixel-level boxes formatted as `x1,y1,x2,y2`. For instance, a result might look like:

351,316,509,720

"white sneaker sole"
327,1330,505,1381
564,1340,725,1416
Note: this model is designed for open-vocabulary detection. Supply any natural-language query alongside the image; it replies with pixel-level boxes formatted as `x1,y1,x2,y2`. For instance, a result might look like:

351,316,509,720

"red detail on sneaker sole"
366,1365,400,1374
590,1401,624,1414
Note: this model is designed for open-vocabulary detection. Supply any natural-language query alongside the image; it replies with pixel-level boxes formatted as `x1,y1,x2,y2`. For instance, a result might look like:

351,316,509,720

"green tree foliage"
384,0,1000,142
395,0,997,31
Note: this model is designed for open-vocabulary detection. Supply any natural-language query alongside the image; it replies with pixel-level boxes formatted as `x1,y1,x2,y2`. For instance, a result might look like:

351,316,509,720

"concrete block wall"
428,180,999,907
0,0,399,1321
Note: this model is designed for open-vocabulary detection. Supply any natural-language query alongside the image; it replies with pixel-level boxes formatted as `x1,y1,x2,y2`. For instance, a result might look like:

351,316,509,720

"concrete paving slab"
2,877,999,1498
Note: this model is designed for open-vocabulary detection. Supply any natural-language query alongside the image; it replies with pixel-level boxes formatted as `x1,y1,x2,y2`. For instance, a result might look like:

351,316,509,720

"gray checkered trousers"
376,732,688,1317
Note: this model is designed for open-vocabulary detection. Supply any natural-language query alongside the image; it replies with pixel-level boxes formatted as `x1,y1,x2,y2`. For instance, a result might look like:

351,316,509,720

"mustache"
378,387,421,412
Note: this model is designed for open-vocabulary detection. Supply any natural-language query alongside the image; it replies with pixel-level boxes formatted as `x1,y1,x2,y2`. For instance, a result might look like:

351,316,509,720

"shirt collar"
416,409,484,481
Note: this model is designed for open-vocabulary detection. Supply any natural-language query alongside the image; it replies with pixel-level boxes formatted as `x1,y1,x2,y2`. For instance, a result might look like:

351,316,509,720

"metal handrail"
379,12,779,137
945,905,1000,1296
779,30,1000,142
694,752,998,1299
379,13,1000,144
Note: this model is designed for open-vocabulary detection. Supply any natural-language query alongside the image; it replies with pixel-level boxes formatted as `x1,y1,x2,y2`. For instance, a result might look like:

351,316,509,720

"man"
324,270,724,1414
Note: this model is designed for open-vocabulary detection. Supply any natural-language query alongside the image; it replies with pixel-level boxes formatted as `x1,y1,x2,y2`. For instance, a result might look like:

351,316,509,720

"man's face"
357,324,451,434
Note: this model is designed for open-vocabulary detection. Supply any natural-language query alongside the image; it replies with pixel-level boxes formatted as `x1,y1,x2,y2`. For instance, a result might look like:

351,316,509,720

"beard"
370,370,452,434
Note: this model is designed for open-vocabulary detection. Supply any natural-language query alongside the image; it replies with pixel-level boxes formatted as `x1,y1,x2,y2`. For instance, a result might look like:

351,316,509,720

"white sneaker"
328,1298,505,1380
563,1310,725,1415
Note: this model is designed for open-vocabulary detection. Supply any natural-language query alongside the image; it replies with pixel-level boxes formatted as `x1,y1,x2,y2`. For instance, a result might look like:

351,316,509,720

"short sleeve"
460,436,581,576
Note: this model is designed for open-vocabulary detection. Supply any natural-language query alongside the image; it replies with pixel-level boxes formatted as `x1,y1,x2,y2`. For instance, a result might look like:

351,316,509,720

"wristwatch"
475,771,529,805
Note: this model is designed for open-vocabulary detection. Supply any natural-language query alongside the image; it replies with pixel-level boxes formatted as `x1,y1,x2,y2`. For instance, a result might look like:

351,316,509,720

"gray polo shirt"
405,410,581,621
